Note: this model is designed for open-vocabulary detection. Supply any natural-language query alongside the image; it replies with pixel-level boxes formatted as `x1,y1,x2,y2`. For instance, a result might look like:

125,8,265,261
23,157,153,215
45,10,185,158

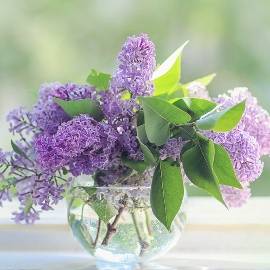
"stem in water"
131,210,150,256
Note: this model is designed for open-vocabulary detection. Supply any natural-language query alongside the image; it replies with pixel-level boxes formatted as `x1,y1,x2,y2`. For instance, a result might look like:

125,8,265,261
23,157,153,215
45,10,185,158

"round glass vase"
67,185,186,268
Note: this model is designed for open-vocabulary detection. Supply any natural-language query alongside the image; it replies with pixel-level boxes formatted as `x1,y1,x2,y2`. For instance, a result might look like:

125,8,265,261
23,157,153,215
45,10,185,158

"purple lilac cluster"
215,87,270,156
35,115,119,174
205,129,263,207
0,138,67,223
206,130,263,183
7,107,38,135
32,82,96,135
202,87,270,207
102,34,156,160
110,33,156,98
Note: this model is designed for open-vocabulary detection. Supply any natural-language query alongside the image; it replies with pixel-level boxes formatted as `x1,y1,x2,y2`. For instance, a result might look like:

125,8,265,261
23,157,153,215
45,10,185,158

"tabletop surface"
0,198,269,270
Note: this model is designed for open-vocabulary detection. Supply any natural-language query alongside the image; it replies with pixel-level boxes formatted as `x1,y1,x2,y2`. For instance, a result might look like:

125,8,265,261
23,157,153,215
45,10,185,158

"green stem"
144,208,152,236
131,210,149,256
93,218,102,247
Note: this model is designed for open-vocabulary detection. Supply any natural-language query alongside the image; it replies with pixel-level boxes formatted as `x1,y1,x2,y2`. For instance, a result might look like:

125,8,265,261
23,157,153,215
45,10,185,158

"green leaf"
184,73,216,88
86,69,111,91
196,101,246,132
136,125,157,165
139,97,191,125
181,136,225,204
11,140,29,160
136,124,148,144
174,98,217,120
180,140,195,155
151,160,184,231
213,143,242,189
139,97,191,146
172,125,196,141
152,41,189,96
122,157,149,173
80,186,97,198
141,110,169,146
54,98,103,121
90,198,117,224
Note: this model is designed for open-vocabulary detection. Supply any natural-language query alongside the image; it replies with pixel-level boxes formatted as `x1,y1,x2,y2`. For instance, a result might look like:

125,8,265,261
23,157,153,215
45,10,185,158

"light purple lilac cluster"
204,87,270,207
182,85,268,207
215,87,270,156
0,141,67,223
110,33,156,98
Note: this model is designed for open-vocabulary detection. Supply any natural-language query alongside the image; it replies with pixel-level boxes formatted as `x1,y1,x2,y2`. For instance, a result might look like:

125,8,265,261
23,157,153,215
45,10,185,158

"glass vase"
67,185,186,269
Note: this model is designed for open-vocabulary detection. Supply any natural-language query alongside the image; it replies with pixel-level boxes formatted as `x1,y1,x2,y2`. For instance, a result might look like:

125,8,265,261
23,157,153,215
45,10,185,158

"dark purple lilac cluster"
35,115,119,175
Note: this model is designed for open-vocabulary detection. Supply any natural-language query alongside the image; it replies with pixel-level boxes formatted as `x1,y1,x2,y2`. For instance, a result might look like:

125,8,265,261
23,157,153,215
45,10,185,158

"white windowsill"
0,198,269,268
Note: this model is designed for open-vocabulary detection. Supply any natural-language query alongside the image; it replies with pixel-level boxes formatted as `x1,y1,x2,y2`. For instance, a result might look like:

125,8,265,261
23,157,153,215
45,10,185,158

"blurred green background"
0,0,269,195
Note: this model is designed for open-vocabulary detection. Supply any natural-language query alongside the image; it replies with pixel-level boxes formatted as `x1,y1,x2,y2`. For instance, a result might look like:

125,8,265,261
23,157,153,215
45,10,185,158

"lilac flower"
13,172,67,222
101,92,142,160
100,34,156,160
215,87,270,156
34,134,62,172
68,123,119,176
206,130,263,183
38,82,96,102
111,33,156,98
32,102,69,135
221,184,251,208
32,176,65,211
160,138,185,161
35,115,119,175
0,190,12,207
188,82,210,99
0,149,7,164
7,107,37,135
12,207,40,224
15,176,36,198
32,82,97,134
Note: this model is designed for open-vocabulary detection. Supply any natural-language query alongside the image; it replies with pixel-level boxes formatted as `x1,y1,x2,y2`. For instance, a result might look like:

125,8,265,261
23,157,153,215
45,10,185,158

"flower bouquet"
0,33,269,266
